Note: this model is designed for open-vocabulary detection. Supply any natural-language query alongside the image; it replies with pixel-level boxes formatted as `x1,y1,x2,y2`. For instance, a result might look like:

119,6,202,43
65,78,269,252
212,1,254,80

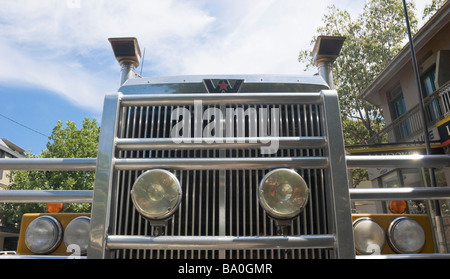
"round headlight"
25,216,63,254
131,169,182,220
387,217,426,254
258,169,309,219
64,216,91,255
353,217,386,255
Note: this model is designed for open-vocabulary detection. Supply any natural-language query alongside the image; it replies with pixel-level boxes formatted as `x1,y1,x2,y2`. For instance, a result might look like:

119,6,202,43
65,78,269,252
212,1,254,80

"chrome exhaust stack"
312,36,345,90
109,37,142,86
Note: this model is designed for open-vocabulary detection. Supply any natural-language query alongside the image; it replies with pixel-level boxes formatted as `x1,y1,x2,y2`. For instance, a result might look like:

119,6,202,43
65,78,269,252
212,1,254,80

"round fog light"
387,217,426,254
64,216,91,255
131,169,182,220
25,216,63,254
353,217,385,255
258,168,309,219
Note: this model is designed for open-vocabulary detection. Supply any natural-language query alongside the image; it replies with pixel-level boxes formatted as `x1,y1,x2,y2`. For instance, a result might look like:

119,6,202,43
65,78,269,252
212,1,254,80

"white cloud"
140,0,336,75
1,0,391,112
0,0,216,112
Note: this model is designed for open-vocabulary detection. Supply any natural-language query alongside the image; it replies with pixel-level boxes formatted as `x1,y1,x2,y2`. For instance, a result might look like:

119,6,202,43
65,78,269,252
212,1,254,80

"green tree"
299,0,418,186
0,118,99,226
299,0,418,146
423,0,448,21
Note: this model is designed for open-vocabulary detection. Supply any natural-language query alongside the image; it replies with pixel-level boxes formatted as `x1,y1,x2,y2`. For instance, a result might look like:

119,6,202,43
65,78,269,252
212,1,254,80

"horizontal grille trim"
114,157,329,170
120,93,324,106
106,235,336,250
115,136,328,150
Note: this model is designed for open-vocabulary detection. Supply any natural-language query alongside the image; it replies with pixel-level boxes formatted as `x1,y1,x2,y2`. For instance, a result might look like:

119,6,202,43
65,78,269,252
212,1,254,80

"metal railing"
0,158,95,204
0,152,449,259
369,81,450,144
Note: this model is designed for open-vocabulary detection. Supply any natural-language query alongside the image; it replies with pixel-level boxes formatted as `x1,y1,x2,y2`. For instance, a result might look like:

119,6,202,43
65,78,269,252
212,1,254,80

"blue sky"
0,0,430,155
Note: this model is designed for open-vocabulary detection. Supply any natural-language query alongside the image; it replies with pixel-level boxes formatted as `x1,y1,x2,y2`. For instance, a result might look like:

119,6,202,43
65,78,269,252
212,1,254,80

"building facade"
353,3,450,250
0,138,25,189
0,138,25,251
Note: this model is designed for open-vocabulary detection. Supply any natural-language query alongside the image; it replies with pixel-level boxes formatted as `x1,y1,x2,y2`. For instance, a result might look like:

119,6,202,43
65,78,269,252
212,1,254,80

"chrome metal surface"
0,190,93,203
115,136,327,150
88,93,121,258
122,74,329,86
346,154,450,168
356,253,450,259
120,64,136,86
0,158,96,171
106,235,336,250
120,93,323,106
350,186,450,201
321,90,355,258
114,157,329,171
119,74,330,95
0,255,87,259
93,88,339,259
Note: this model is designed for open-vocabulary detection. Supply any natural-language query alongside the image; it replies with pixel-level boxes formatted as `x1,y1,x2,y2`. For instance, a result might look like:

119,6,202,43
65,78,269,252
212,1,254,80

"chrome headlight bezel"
63,216,91,255
25,216,63,254
131,169,183,220
387,216,426,254
352,217,386,255
258,168,309,220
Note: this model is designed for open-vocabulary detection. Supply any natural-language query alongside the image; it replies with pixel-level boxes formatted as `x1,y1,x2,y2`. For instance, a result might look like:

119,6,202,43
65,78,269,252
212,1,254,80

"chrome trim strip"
346,154,450,168
115,136,328,150
113,157,329,170
356,253,450,259
1,154,447,171
0,158,96,171
106,235,336,250
121,74,329,86
120,93,323,106
3,186,449,204
0,255,87,259
350,186,450,200
0,190,93,203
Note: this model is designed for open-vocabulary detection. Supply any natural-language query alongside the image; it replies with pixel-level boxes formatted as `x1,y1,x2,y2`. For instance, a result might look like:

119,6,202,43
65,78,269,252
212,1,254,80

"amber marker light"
46,202,64,213
389,200,407,214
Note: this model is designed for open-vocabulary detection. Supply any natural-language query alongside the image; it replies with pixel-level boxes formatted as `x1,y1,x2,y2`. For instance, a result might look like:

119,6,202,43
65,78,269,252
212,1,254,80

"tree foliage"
299,0,418,146
423,0,448,21
299,0,419,186
0,118,99,226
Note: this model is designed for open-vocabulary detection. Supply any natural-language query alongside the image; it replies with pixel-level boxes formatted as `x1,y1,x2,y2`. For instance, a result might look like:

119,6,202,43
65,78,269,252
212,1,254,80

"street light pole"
402,0,445,253
402,0,433,159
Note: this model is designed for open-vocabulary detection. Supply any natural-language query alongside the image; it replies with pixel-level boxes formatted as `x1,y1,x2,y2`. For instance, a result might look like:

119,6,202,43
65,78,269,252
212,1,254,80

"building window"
421,65,442,122
421,65,436,96
388,86,410,140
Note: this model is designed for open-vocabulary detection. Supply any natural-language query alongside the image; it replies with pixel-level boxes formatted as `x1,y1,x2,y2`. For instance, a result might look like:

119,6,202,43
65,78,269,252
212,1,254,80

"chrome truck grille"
88,79,354,259
115,104,327,259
